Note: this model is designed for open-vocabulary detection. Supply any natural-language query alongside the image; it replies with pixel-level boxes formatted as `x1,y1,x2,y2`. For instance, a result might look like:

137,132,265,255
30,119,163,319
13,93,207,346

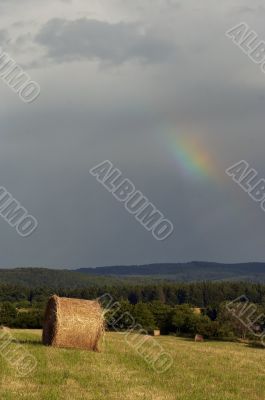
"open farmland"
0,330,264,400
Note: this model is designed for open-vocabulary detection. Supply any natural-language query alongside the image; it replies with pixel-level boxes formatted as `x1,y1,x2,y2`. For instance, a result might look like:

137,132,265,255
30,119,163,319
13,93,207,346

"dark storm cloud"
0,0,265,267
35,18,176,64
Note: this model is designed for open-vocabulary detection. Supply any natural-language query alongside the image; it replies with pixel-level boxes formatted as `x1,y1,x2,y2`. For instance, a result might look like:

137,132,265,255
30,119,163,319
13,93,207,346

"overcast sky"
0,0,265,268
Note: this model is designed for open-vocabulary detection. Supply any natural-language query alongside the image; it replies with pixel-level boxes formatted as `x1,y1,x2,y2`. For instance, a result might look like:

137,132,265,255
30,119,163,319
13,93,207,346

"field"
0,330,264,400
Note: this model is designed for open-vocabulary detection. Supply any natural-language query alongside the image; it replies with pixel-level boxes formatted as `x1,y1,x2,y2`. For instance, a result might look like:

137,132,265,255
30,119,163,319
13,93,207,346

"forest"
1,281,265,343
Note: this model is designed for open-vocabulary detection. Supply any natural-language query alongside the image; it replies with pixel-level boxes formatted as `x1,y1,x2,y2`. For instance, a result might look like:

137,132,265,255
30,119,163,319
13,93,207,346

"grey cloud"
0,29,9,45
229,4,265,16
35,18,176,64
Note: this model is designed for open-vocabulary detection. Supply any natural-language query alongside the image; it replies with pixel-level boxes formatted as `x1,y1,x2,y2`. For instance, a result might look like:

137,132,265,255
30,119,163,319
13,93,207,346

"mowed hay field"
0,330,265,400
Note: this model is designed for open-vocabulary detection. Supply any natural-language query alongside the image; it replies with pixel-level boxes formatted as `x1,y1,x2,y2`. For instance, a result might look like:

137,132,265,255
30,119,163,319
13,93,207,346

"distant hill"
0,267,161,288
76,262,265,282
1,262,265,288
0,268,130,288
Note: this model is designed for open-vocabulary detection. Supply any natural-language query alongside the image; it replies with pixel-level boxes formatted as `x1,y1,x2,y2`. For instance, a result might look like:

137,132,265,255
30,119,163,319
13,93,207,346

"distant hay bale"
152,330,161,336
0,326,10,332
42,295,104,351
195,334,204,342
193,307,202,315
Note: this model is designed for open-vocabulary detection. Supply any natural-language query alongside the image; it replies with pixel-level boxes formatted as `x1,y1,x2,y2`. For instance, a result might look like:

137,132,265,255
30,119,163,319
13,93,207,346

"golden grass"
0,330,264,400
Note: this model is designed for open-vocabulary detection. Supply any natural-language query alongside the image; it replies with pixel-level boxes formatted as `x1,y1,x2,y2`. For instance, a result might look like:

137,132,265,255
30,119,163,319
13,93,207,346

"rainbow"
166,134,219,181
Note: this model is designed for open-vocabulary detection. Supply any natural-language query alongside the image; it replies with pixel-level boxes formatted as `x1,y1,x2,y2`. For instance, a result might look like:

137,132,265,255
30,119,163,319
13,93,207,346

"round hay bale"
42,295,104,351
194,334,204,342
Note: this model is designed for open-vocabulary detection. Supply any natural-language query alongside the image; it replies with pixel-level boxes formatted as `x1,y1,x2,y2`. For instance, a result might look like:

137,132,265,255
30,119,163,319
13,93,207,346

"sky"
0,0,265,267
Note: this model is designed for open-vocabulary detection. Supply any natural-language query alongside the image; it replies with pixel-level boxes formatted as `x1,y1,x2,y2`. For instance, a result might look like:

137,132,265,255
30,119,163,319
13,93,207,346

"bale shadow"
11,339,43,346
245,341,265,349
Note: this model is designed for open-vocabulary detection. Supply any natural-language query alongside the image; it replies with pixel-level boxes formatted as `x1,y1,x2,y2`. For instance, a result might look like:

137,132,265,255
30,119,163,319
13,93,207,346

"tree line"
1,281,265,342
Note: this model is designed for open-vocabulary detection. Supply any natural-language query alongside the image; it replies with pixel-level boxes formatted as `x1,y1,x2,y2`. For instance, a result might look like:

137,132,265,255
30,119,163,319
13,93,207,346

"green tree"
150,301,173,333
171,304,199,335
0,302,17,326
132,303,156,331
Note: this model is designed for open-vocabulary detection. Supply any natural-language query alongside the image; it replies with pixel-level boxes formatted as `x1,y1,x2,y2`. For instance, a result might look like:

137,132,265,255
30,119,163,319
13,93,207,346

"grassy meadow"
0,330,264,400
